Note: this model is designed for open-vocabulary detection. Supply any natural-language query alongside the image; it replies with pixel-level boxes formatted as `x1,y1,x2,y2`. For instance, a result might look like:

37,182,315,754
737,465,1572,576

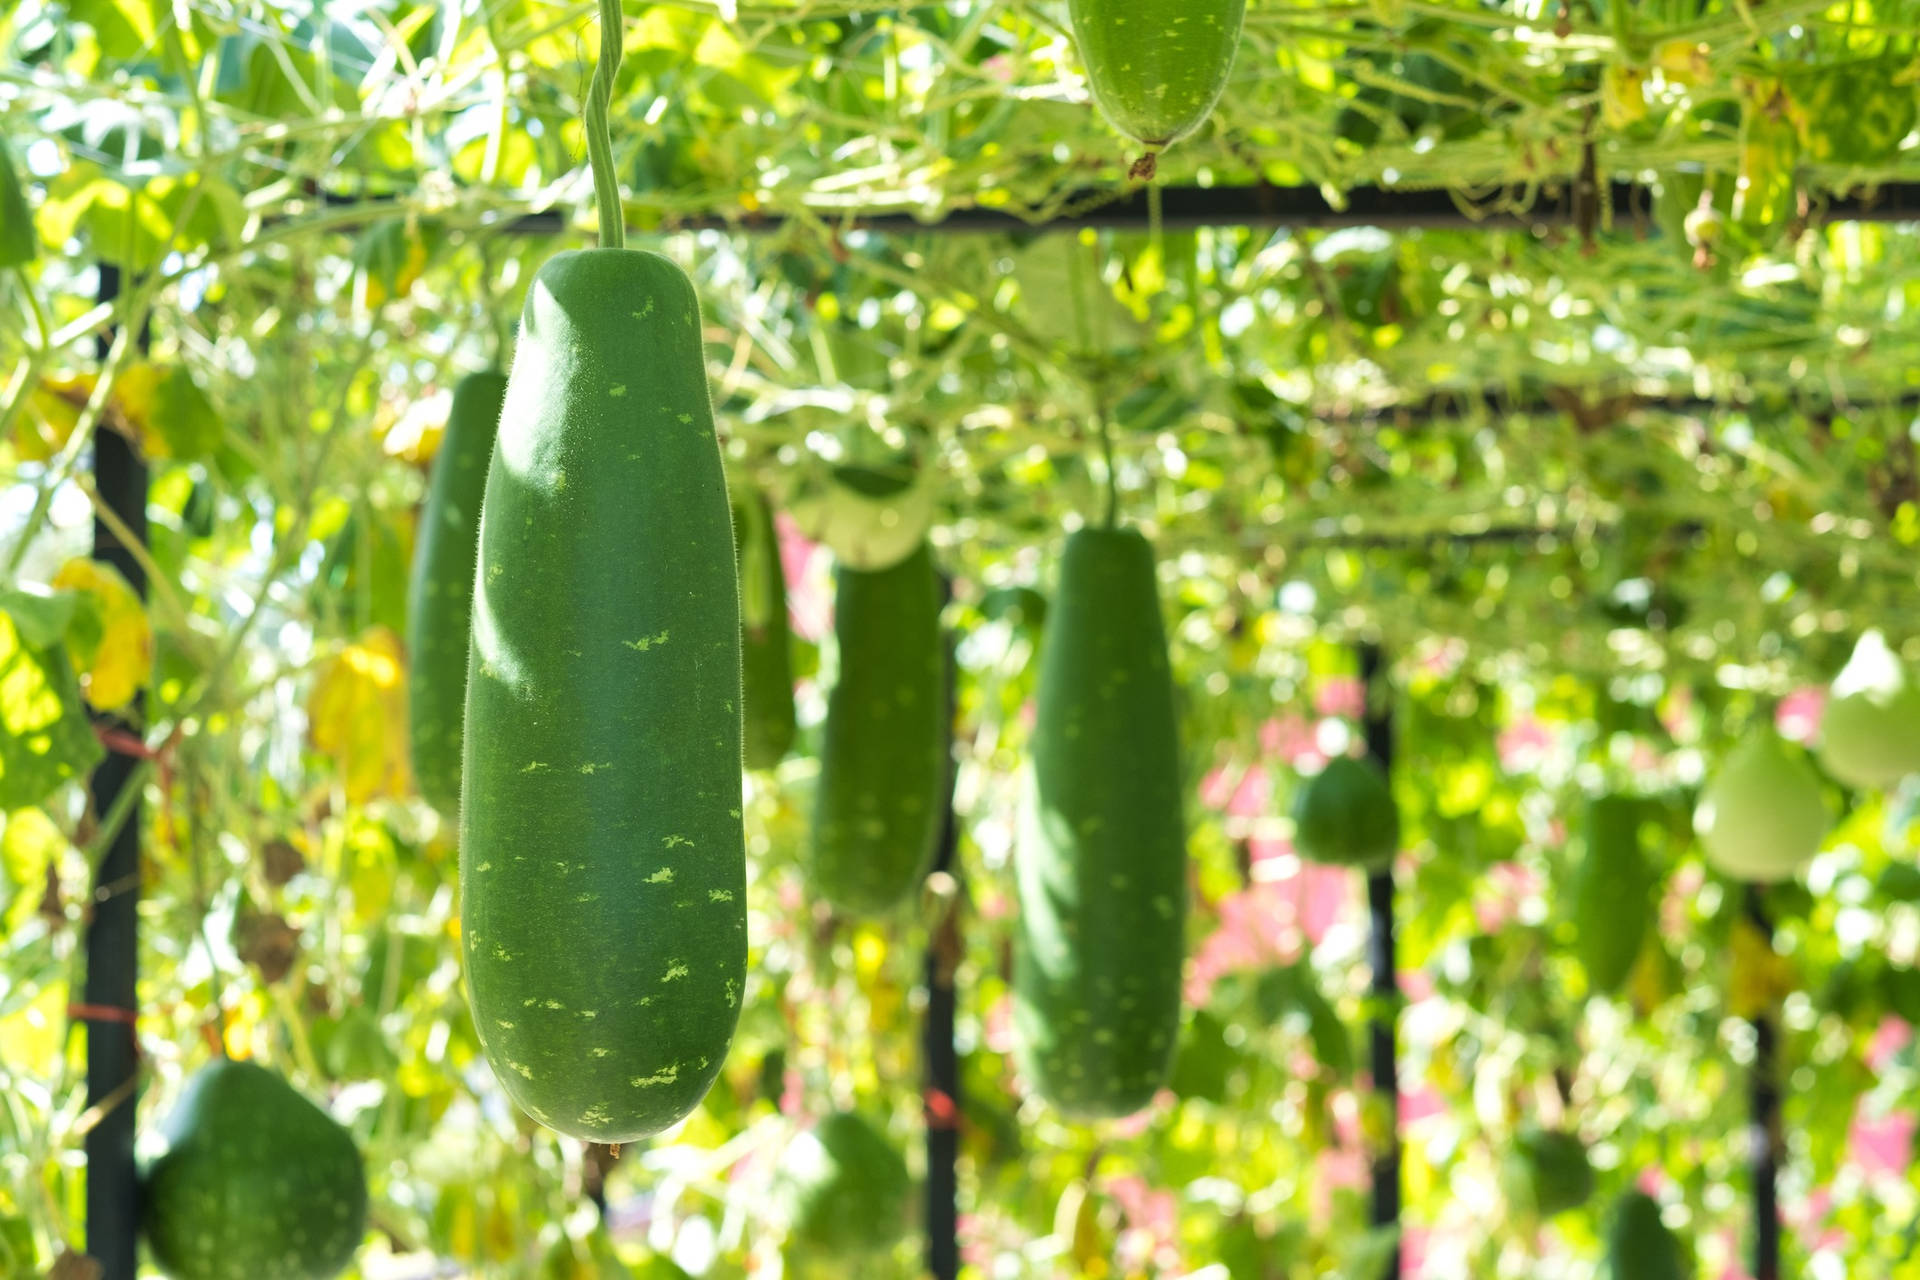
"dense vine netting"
4,0,1920,1276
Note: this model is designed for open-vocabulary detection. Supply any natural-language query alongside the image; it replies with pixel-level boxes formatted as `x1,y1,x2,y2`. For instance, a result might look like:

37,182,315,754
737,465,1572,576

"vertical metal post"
922,595,961,1280
83,262,146,1280
1357,642,1399,1277
1746,885,1780,1280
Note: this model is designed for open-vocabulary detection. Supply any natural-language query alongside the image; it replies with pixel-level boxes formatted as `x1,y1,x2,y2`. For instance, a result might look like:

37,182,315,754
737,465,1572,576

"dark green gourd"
141,1059,367,1280
810,541,946,913
1013,526,1186,1117
1069,0,1246,158
407,369,506,818
732,487,797,770
460,249,746,1141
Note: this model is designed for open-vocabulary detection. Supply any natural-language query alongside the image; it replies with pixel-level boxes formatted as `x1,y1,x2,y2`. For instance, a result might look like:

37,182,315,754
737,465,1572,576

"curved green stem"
585,0,627,249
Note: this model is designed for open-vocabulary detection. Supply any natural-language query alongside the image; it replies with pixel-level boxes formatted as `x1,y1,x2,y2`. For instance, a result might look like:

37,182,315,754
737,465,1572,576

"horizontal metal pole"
469,179,1920,237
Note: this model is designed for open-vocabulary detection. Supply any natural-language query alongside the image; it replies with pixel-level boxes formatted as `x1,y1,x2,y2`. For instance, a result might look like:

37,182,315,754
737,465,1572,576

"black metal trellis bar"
1746,885,1782,1280
83,261,147,1280
1357,643,1400,1276
453,178,1920,238
922,585,962,1280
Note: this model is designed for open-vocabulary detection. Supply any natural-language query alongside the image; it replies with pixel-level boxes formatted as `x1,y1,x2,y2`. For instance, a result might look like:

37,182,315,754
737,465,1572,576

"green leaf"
0,589,77,651
151,364,223,461
65,0,164,60
0,612,103,810
0,142,36,268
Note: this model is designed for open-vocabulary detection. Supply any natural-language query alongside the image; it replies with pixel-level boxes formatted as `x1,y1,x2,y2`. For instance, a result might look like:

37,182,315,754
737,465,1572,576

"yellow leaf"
1,807,66,931
50,558,152,710
307,627,410,803
113,360,162,442
14,373,93,463
1728,918,1796,1020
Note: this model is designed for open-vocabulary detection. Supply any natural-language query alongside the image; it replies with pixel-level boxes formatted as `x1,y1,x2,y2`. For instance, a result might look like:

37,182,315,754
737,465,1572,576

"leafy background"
5,0,1920,1275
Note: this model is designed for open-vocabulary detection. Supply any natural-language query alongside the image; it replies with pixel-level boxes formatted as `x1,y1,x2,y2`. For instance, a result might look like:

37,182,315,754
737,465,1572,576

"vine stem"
1094,396,1118,529
585,0,626,249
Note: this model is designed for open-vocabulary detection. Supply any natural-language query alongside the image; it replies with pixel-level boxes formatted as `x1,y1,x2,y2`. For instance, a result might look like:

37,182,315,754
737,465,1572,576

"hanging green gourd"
458,0,746,1142
810,537,947,914
1068,0,1247,178
407,369,507,819
1012,393,1187,1114
733,486,798,771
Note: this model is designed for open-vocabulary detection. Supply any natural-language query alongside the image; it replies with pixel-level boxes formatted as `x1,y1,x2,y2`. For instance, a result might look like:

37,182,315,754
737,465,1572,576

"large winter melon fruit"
407,369,506,818
141,1059,367,1280
810,540,947,914
1013,526,1186,1118
460,249,747,1141
1817,630,1920,789
1693,729,1829,882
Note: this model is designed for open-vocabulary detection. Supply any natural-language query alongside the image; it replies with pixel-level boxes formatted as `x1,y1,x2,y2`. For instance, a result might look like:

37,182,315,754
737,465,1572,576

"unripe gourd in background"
1816,629,1920,789
1694,729,1830,882
1291,754,1400,870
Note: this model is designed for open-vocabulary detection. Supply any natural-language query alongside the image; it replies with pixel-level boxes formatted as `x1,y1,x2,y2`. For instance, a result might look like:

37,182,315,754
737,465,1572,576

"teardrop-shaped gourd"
1013,526,1186,1118
461,249,747,1141
773,1111,913,1255
1069,0,1246,154
732,487,797,770
407,370,506,818
1602,1191,1689,1280
1694,729,1830,882
1291,755,1399,870
1817,630,1920,789
141,1060,368,1280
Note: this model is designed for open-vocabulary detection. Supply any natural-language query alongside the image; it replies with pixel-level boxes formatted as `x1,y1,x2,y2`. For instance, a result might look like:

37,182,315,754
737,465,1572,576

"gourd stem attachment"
584,0,626,250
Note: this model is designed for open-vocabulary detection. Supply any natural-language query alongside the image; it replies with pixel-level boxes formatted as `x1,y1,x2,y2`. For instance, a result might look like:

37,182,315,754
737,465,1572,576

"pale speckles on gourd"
662,960,690,982
631,1065,680,1088
460,249,747,1142
609,384,627,398
509,1060,535,1079
709,888,734,902
646,867,675,884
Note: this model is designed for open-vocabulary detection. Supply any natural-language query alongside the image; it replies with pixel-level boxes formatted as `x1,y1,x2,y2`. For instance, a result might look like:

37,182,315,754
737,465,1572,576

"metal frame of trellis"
80,174,1848,1276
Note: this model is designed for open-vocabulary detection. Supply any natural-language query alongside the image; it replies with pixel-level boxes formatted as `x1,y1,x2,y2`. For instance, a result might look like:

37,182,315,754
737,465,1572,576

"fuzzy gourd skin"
1013,527,1186,1118
1069,0,1247,149
460,249,746,1142
407,369,506,819
809,541,947,914
141,1060,367,1280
